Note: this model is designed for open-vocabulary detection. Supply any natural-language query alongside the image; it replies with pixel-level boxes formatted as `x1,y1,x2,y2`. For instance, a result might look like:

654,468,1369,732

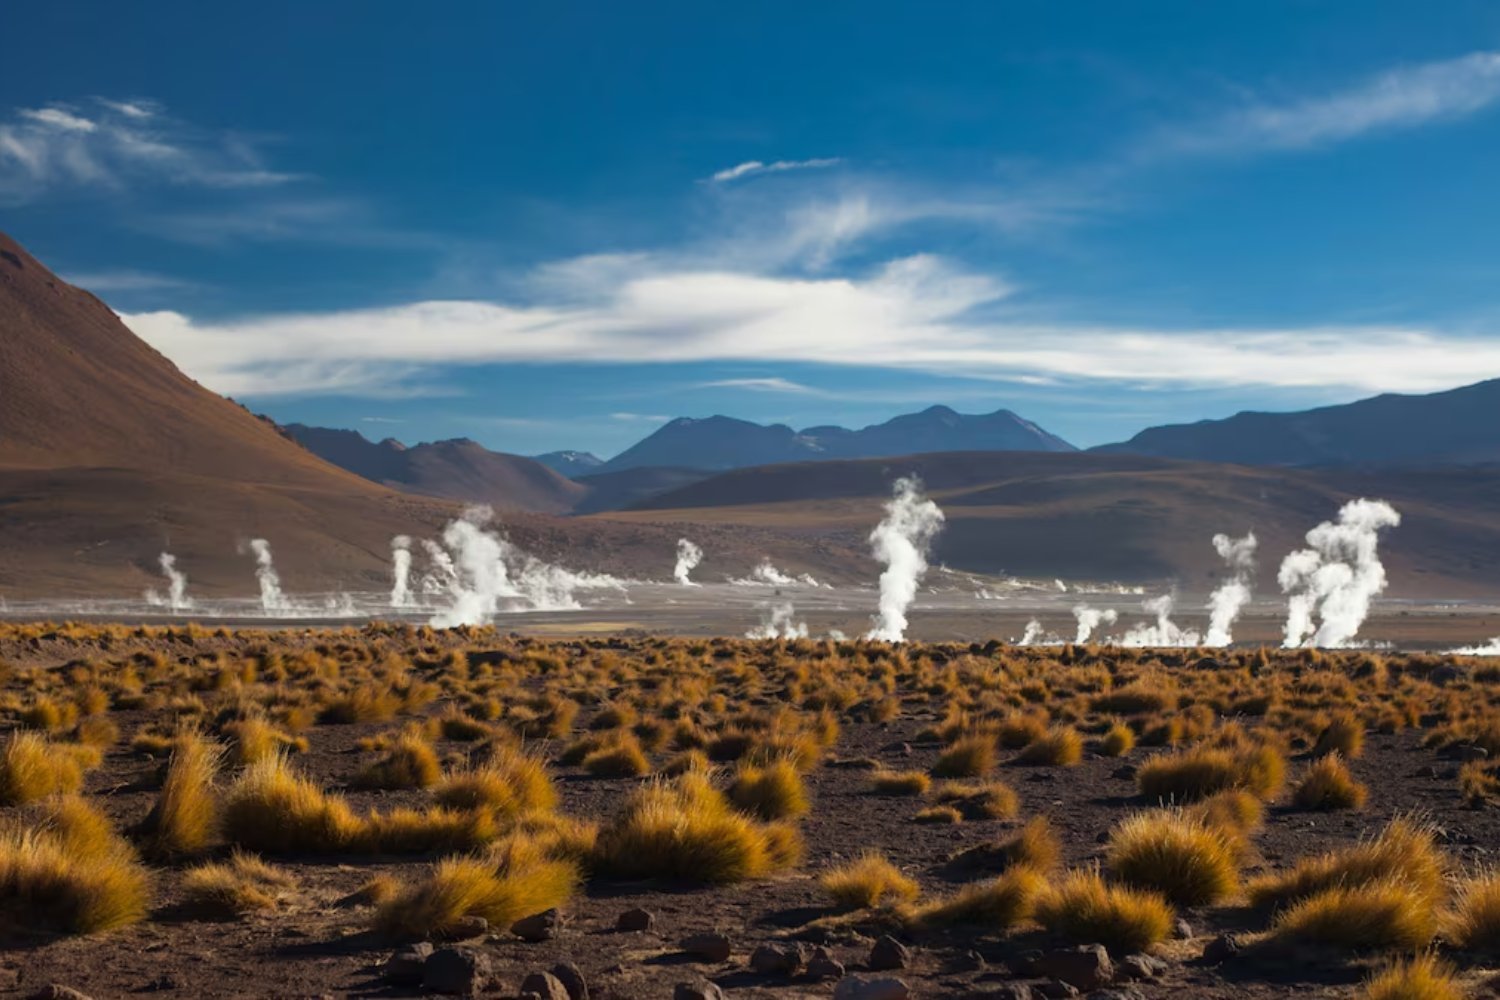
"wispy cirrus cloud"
698,377,818,394
0,98,301,204
709,157,843,183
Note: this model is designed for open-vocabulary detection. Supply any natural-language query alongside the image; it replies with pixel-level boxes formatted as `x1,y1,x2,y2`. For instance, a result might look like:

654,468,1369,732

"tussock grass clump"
357,805,499,855
1105,811,1239,906
1136,744,1284,802
1357,954,1462,1000
222,755,361,854
1314,713,1366,758
374,847,579,939
1015,726,1083,767
353,731,442,790
870,769,931,796
1247,817,1445,911
933,780,1019,820
728,759,809,820
1035,869,1174,953
0,798,150,934
581,738,650,778
434,749,557,817
181,850,298,917
1293,754,1368,811
951,816,1062,874
914,804,963,824
340,873,400,908
908,865,1046,929
138,731,221,858
224,717,305,764
592,773,798,883
1100,723,1136,757
821,851,920,910
1187,789,1264,840
932,734,997,778
319,686,402,724
0,732,91,805
1446,869,1500,951
1270,880,1437,951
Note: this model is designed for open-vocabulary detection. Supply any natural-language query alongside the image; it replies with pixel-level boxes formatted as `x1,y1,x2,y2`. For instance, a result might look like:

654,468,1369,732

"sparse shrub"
581,738,650,778
0,798,150,934
1015,726,1083,767
934,780,1019,820
1446,869,1500,951
871,769,931,796
821,851,919,910
1270,880,1436,951
1293,754,1368,810
1357,954,1462,1000
1105,811,1239,906
0,732,90,805
1136,744,1284,802
138,730,220,858
353,731,441,790
1035,868,1174,952
1314,712,1366,758
374,847,578,939
933,734,997,778
728,759,809,820
909,865,1046,929
181,850,297,917
1100,723,1135,757
1247,817,1445,911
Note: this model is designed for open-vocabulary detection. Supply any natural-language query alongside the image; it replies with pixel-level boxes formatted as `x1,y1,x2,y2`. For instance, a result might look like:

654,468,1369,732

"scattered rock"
833,975,912,1000
672,981,725,1000
423,947,492,996
749,942,805,976
1202,934,1241,964
807,947,846,981
28,989,94,1000
1172,918,1194,940
1117,954,1166,981
519,971,570,1000
981,986,1035,1000
616,907,654,932
956,949,986,971
440,915,488,940
1038,983,1080,999
550,962,588,1000
1032,945,1113,990
384,943,434,986
681,931,733,963
511,909,561,942
868,934,911,971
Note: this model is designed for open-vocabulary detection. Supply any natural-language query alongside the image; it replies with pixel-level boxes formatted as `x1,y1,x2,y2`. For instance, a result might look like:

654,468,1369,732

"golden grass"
1034,868,1174,953
1015,726,1083,766
181,850,298,917
870,769,931,796
433,749,557,817
581,738,650,778
1248,817,1445,911
374,847,579,939
933,780,1020,820
728,759,809,820
1314,712,1366,758
1106,810,1240,906
1445,869,1500,951
932,734,997,778
222,755,361,854
1100,722,1136,757
352,731,442,790
0,732,91,805
821,851,920,910
138,730,220,858
1292,753,1368,811
0,798,150,934
908,865,1046,929
1136,744,1284,802
1357,954,1462,1000
1270,880,1437,951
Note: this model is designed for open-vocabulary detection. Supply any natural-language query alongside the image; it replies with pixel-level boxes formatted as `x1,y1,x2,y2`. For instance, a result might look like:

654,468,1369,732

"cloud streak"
709,157,842,183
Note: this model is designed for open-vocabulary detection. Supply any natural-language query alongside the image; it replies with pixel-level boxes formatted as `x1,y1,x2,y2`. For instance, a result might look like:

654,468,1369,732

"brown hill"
0,231,857,599
284,424,586,514
599,450,1500,598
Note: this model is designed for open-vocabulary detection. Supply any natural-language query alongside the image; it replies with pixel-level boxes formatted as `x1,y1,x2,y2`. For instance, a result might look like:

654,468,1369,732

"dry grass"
138,730,220,858
1034,868,1174,952
1357,954,1462,1000
580,738,650,778
870,769,931,796
933,780,1019,820
1293,754,1368,811
352,731,441,790
932,734,997,778
908,865,1046,929
0,732,92,805
0,798,150,935
374,847,579,939
1014,726,1083,767
1248,817,1445,911
1136,744,1284,802
1446,869,1500,951
222,755,361,854
1314,713,1366,758
1105,810,1240,906
433,749,557,817
727,759,809,820
1270,880,1438,951
821,851,920,910
1100,722,1135,757
181,850,298,917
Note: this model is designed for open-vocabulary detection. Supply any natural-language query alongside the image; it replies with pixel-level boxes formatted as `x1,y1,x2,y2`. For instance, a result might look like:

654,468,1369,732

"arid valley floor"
4,623,1500,999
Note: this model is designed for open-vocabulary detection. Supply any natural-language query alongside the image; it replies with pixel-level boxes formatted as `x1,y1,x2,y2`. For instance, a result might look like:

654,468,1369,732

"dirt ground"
2,628,1500,999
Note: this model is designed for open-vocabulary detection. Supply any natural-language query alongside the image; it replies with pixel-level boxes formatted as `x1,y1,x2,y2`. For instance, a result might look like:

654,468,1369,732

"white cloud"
610,412,670,422
0,98,301,203
709,157,843,183
121,251,1500,399
699,377,817,394
1157,51,1500,158
63,269,195,292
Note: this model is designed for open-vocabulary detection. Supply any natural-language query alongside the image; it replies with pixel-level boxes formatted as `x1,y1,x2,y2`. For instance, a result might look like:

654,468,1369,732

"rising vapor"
1072,604,1118,643
390,535,413,608
1205,531,1257,646
144,552,192,611
248,539,289,613
864,477,945,642
1121,593,1201,648
674,538,703,586
746,601,809,639
1279,498,1401,648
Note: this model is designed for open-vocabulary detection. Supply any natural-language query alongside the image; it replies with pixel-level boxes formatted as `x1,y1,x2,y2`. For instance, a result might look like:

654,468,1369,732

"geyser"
746,601,809,639
864,476,945,642
248,539,289,614
674,538,703,586
390,535,414,608
1279,498,1401,649
1121,593,1201,648
1072,604,1118,643
1205,531,1257,647
144,552,191,611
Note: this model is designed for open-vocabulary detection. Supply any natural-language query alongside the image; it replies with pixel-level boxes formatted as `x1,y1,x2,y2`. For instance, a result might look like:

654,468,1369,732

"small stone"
616,907,654,932
423,947,491,996
1117,954,1165,981
1459,745,1490,762
956,949,986,971
833,976,912,1000
511,909,561,942
384,943,434,985
1038,983,1080,999
1172,918,1194,940
1202,933,1241,964
550,962,588,1000
519,971,570,1000
672,981,725,1000
807,947,846,981
29,989,94,1000
440,915,488,940
749,942,805,976
1032,945,1113,990
868,934,911,971
681,932,733,963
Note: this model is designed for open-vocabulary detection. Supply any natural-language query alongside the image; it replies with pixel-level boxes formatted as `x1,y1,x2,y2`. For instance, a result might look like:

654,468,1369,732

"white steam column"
864,476,945,642
1205,531,1257,646
1279,498,1400,648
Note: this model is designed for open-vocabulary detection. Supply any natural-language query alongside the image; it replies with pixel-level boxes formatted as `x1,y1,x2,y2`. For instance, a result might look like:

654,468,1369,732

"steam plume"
1205,532,1257,647
864,477,945,642
144,552,192,611
1279,498,1401,648
674,538,703,586
746,601,809,639
1121,593,1201,648
390,535,413,608
249,539,288,613
1072,604,1118,643
1018,619,1046,646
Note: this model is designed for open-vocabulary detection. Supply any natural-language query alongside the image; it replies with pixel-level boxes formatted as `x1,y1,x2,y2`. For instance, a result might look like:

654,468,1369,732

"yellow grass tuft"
0,798,150,935
1293,753,1368,811
908,865,1046,929
870,769,931,796
1358,954,1462,1000
353,731,442,790
434,748,557,817
138,730,220,858
222,755,362,854
1015,726,1083,767
1445,869,1500,951
181,850,298,917
1247,816,1445,911
0,732,90,806
1136,744,1284,802
581,738,650,778
374,849,578,940
1270,880,1437,951
728,758,809,820
1034,869,1174,953
821,851,920,910
1100,723,1136,757
932,734,997,778
933,780,1020,820
1105,810,1239,906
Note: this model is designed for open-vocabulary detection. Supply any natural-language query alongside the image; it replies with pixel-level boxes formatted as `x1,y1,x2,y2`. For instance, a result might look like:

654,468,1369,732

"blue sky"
6,2,1500,457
